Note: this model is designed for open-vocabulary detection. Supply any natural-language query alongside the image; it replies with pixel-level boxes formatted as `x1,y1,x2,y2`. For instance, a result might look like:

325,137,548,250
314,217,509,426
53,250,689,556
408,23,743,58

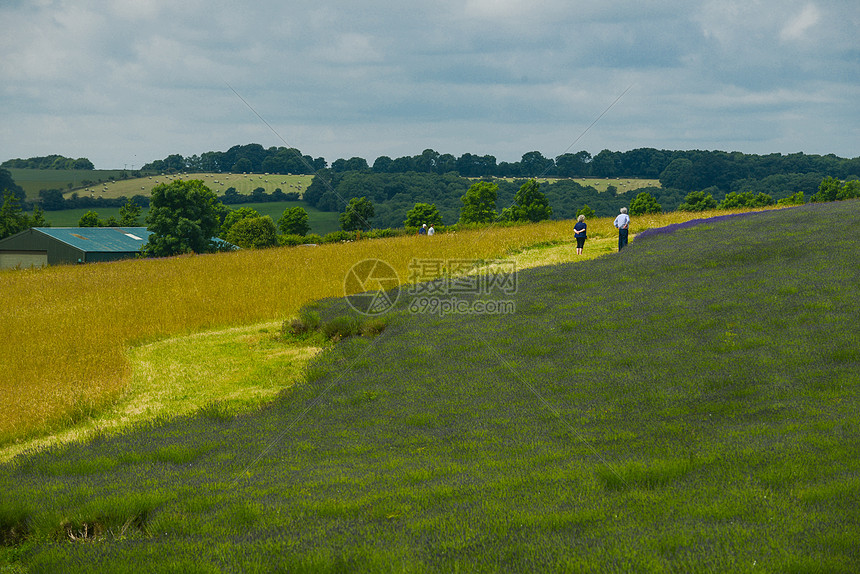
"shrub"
221,207,261,236
360,317,388,337
576,205,596,218
404,203,442,228
630,192,662,215
225,216,278,249
322,316,361,340
278,206,310,236
278,234,306,247
364,228,404,239
837,179,860,200
323,230,355,243
777,191,805,206
812,176,841,202
719,191,773,209
283,309,321,336
678,190,717,212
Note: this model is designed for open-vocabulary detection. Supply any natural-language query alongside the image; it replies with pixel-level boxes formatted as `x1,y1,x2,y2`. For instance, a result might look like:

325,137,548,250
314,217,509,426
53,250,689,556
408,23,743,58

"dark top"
574,222,587,238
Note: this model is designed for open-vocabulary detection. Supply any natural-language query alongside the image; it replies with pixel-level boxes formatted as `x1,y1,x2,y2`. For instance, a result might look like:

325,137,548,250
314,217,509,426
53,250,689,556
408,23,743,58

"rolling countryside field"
6,168,132,200
1,201,857,572
6,168,314,201
7,167,655,202
494,177,660,194
58,172,315,201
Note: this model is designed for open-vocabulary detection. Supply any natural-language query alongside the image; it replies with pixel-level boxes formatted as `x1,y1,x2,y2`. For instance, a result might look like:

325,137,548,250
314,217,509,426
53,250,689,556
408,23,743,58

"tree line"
130,176,860,255
1,155,95,170
4,176,858,255
303,170,686,227
141,144,860,192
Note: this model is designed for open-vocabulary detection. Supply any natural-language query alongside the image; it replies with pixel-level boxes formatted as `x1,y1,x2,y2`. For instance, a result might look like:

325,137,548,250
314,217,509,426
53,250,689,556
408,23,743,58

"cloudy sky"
2,0,858,169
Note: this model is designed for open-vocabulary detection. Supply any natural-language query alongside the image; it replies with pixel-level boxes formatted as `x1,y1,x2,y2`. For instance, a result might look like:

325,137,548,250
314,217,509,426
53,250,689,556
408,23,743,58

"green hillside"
4,168,313,201
6,168,131,200
1,202,858,572
37,200,341,235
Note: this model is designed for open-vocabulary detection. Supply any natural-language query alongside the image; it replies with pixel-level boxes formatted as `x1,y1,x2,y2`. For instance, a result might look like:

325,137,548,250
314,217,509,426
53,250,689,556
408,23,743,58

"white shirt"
427,226,435,236
614,213,629,229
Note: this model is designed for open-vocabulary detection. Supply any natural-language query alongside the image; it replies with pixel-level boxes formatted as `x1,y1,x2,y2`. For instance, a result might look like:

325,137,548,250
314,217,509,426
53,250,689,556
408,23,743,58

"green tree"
38,189,65,210
0,191,51,239
0,190,29,239
232,158,253,173
720,191,774,209
339,196,375,232
278,206,310,236
719,192,748,209
404,202,442,228
678,190,717,212
777,191,805,206
79,210,102,227
221,207,261,237
29,205,49,228
659,158,695,190
0,168,26,203
576,205,596,219
459,181,498,224
812,176,841,202
837,180,860,200
225,216,278,249
143,179,225,257
119,198,142,226
630,192,662,215
555,151,591,177
752,192,774,207
590,149,619,178
502,179,552,222
519,152,554,177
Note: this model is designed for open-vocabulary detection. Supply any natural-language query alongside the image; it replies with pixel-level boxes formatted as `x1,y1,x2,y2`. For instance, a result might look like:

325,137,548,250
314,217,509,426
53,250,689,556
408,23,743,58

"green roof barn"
0,227,151,269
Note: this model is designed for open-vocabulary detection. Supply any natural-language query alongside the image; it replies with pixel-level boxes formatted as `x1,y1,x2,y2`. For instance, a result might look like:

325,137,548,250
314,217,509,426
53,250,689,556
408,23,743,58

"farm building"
0,227,151,269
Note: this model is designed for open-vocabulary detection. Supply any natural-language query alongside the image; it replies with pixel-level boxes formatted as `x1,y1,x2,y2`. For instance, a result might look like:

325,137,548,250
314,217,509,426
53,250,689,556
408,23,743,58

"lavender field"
1,201,858,572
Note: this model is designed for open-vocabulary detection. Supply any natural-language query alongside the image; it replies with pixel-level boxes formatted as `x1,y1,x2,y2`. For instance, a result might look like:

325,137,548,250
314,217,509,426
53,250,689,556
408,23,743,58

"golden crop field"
0,209,756,446
62,173,313,200
488,177,661,194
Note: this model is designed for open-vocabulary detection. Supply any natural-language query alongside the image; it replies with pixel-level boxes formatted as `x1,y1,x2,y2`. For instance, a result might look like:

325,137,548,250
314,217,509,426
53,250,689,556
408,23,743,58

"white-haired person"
573,214,587,255
614,207,630,251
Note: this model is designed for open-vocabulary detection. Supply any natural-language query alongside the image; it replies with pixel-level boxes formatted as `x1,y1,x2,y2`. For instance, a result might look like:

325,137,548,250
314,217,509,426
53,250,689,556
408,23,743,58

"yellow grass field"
0,210,762,449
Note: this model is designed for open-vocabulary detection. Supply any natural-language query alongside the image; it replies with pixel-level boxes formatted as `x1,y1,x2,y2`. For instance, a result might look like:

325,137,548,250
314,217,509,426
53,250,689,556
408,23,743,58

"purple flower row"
633,207,800,241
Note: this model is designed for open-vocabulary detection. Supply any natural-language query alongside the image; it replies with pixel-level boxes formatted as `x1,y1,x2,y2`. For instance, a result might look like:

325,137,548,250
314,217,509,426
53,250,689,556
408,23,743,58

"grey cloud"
1,0,857,168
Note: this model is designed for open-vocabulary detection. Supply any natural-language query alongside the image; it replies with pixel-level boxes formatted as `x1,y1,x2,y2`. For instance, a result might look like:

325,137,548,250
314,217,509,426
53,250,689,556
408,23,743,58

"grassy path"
0,324,318,462
0,232,614,462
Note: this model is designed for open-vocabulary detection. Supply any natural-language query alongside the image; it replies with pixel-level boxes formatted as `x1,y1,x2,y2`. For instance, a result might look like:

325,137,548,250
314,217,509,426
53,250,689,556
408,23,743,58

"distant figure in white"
427,225,435,236
614,207,630,251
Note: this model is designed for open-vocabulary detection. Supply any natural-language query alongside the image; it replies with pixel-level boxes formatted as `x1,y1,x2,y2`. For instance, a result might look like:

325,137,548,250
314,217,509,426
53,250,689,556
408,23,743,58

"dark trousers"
618,228,628,251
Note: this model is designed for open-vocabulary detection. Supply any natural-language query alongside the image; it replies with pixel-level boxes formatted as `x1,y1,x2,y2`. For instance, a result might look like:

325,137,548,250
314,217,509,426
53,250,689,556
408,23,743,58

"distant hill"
1,154,94,170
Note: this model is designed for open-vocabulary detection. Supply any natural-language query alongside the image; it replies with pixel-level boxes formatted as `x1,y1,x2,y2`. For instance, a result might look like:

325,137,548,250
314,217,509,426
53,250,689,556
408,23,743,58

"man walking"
614,207,630,251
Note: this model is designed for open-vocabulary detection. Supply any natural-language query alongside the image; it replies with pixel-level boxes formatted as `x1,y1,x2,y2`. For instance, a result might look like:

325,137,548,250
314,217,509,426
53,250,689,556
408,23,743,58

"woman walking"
574,214,587,255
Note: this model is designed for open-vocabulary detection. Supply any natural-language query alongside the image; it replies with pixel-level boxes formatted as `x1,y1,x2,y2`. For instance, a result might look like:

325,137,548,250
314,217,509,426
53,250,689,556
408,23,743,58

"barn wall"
0,229,85,266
